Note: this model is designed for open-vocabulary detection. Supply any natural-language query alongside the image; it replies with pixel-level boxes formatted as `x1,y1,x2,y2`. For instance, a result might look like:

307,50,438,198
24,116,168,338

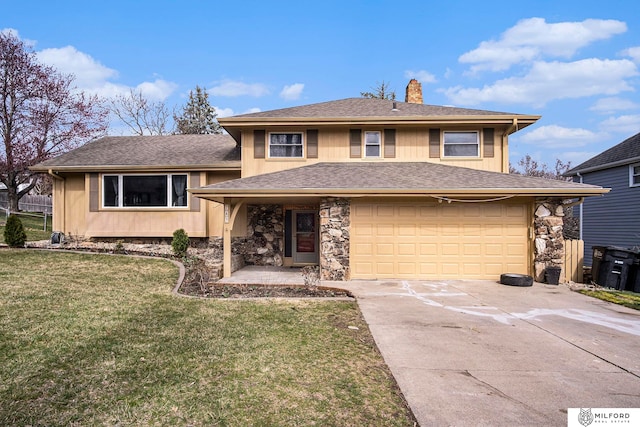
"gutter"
565,155,640,176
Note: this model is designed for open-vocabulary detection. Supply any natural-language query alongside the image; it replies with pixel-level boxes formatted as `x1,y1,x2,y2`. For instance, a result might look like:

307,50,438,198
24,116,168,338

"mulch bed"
180,281,353,299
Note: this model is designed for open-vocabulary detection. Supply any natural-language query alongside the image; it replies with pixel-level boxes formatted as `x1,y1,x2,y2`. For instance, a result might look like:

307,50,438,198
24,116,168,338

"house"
564,131,640,266
32,80,607,282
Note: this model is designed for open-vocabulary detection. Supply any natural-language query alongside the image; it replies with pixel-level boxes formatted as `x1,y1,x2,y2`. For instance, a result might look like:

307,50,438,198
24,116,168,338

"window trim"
363,131,382,158
102,173,189,209
442,130,480,158
267,132,305,158
630,163,640,187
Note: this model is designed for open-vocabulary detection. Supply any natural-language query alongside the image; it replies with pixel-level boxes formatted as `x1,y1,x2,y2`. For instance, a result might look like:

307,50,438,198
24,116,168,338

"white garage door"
351,201,530,280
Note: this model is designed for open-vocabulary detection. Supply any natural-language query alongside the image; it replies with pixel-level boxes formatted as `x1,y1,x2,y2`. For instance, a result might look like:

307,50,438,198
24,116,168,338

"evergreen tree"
174,86,221,134
4,214,27,247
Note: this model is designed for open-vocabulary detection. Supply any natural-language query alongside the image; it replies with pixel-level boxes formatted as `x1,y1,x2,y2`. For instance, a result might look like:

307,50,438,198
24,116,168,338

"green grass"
578,289,640,311
0,212,52,243
0,250,415,426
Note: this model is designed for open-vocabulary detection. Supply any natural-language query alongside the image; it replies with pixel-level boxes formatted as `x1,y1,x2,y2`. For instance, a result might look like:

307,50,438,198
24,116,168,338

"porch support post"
223,199,245,278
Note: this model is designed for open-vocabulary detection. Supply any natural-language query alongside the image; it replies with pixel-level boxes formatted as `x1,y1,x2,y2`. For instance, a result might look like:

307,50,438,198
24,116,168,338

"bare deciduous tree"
361,80,396,100
110,89,173,135
0,32,108,211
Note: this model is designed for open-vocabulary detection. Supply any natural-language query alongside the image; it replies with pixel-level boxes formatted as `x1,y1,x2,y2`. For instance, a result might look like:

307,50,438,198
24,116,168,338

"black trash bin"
592,246,636,290
627,252,640,293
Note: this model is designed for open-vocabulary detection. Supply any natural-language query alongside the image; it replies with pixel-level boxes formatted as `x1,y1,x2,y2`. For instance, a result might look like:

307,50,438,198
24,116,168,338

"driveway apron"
334,279,640,426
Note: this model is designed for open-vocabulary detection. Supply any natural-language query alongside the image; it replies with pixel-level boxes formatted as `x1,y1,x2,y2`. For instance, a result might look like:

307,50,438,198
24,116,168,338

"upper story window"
103,174,188,208
364,131,381,158
443,131,479,157
631,163,640,187
269,132,303,158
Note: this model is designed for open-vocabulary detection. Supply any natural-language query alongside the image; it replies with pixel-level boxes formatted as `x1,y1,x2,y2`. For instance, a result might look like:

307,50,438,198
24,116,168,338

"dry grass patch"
578,288,640,311
0,250,415,426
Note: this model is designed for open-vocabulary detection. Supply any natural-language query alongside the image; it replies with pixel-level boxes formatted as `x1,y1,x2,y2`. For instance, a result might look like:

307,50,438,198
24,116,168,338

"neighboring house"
33,80,607,281
565,131,640,266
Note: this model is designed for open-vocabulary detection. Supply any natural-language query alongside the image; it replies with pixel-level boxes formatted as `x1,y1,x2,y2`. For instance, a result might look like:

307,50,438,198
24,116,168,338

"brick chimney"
405,79,423,104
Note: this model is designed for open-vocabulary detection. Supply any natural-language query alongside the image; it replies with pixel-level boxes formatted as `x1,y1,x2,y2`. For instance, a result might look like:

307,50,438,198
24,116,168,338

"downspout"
503,118,518,173
48,169,65,234
576,172,583,241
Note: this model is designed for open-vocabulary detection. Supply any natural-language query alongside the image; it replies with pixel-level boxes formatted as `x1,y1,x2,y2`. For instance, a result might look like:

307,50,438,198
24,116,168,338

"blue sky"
3,0,639,168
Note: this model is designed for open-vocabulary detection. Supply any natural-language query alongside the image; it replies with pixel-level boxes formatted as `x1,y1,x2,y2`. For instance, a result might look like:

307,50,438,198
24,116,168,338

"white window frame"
630,163,640,187
268,132,304,158
443,131,480,158
102,173,189,209
363,131,382,158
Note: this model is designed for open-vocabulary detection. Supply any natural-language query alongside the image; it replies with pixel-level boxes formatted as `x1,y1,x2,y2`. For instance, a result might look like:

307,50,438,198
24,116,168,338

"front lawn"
578,289,640,311
0,212,52,243
0,250,414,426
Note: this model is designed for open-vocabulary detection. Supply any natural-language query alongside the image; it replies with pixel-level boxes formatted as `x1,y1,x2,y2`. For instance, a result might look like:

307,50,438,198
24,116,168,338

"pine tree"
174,86,221,134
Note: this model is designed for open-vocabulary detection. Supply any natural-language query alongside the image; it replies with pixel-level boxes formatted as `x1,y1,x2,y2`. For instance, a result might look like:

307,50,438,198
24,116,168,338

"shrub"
172,228,190,257
4,214,27,247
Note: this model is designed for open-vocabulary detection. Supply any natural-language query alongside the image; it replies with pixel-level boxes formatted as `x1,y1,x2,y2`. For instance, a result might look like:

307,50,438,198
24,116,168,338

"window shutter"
383,129,396,158
190,172,200,212
350,129,361,158
307,129,318,158
483,128,495,158
89,173,99,212
429,129,440,158
254,130,265,159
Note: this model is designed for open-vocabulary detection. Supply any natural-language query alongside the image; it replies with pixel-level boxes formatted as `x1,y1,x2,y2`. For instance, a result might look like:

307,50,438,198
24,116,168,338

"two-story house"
32,80,607,282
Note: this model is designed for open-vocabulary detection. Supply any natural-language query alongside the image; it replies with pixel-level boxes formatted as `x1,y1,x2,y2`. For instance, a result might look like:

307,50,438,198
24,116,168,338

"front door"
293,210,318,264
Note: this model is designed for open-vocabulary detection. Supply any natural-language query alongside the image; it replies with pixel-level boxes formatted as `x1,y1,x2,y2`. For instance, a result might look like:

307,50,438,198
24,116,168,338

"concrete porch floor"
217,265,305,285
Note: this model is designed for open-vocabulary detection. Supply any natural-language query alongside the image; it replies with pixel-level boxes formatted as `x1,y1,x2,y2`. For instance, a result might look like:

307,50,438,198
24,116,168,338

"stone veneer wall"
232,205,284,266
533,198,565,282
319,198,350,281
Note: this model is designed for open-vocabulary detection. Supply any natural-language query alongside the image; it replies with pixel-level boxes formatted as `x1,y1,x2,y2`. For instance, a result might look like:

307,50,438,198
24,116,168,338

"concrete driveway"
332,279,640,426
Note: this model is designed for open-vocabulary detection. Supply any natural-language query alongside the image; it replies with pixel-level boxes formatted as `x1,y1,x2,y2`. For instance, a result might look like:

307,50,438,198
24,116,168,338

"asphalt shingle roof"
32,134,240,171
222,97,522,119
566,131,640,175
198,162,603,193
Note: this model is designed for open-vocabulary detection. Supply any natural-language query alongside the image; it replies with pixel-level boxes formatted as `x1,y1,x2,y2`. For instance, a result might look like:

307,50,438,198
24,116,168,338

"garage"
350,200,530,280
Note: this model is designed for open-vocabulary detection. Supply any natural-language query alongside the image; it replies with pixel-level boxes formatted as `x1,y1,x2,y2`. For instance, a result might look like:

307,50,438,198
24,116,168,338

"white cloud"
404,70,437,83
135,79,178,101
599,114,640,134
213,106,235,118
560,150,602,166
34,44,178,101
36,46,118,87
280,83,304,100
214,106,261,118
622,46,640,63
444,58,638,107
209,80,270,97
590,97,639,114
519,125,600,147
460,17,627,73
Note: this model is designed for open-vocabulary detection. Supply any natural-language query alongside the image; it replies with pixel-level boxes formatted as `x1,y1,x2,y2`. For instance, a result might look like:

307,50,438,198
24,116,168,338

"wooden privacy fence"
563,239,584,283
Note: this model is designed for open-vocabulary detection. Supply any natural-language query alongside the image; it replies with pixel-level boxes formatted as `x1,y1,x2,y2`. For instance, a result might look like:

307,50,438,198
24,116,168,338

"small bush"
4,214,27,247
172,228,190,257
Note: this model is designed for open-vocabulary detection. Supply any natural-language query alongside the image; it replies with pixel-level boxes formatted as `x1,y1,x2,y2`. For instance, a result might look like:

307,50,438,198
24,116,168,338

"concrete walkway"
329,279,640,426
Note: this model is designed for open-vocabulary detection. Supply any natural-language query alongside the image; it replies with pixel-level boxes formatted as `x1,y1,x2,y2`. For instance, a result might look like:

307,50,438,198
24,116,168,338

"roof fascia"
189,186,609,199
565,155,640,176
218,115,541,127
30,163,241,173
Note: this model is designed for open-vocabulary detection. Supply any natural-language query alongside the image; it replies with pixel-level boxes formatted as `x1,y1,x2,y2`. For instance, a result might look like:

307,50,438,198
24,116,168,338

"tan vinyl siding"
206,170,244,237
241,126,509,177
